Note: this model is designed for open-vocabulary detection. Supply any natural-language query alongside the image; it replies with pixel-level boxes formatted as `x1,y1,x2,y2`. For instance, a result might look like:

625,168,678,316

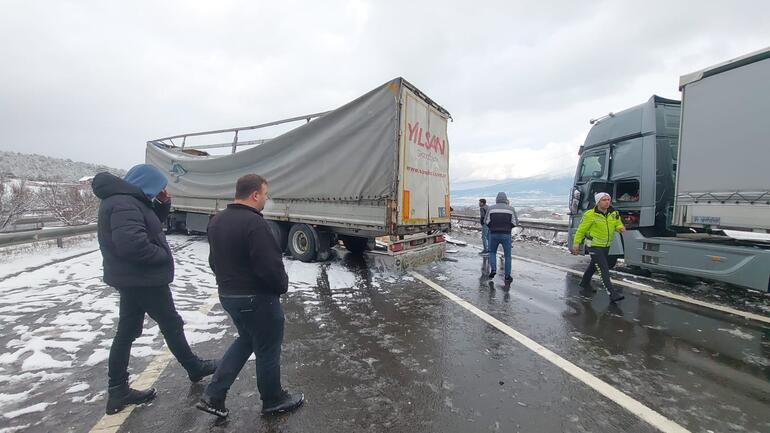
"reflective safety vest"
573,207,624,248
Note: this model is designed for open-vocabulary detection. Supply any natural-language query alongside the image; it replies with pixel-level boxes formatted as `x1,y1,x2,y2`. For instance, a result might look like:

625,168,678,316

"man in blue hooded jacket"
92,164,217,415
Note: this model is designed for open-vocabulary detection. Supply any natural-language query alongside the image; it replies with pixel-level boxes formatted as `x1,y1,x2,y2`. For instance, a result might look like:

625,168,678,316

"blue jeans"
488,232,512,276
481,225,490,251
205,294,285,404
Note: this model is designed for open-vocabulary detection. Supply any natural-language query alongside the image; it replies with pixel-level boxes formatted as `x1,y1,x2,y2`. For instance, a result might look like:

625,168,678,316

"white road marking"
478,245,770,325
409,270,692,433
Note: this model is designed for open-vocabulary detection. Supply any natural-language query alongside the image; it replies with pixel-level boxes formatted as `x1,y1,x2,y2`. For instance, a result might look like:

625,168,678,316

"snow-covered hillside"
0,151,125,182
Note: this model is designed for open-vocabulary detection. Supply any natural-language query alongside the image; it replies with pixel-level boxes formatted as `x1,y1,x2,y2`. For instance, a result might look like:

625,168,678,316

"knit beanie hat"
594,192,610,203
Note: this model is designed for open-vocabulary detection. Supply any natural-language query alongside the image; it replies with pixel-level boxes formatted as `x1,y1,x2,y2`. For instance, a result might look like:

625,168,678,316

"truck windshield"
578,151,606,182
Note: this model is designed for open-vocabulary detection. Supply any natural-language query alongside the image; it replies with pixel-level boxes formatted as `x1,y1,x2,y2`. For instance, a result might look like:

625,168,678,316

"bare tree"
36,182,99,226
0,177,34,230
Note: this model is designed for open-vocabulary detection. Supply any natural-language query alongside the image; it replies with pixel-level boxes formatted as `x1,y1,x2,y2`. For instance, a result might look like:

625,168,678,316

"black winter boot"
187,358,219,382
261,390,304,416
105,383,157,415
578,280,596,293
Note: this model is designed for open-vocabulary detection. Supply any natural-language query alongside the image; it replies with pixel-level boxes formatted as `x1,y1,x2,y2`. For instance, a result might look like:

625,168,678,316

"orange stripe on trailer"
403,190,410,221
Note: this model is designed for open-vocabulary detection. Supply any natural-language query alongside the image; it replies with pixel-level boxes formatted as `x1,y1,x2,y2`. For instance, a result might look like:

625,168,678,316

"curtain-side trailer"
146,78,451,269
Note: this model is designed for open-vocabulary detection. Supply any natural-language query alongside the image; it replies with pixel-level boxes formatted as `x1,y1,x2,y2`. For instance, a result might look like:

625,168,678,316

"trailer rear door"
397,88,451,226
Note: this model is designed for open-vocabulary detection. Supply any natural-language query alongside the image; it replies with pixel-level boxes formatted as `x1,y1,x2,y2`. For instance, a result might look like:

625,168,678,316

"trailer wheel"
607,257,618,270
267,221,289,253
341,236,369,254
288,224,317,262
315,231,335,262
167,212,187,234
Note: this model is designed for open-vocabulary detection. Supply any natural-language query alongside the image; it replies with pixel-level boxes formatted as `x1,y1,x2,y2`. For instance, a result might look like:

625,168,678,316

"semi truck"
146,78,451,268
568,47,770,291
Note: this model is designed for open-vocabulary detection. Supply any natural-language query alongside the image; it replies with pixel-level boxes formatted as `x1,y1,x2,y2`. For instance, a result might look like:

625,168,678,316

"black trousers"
205,294,285,404
580,246,622,298
108,285,197,387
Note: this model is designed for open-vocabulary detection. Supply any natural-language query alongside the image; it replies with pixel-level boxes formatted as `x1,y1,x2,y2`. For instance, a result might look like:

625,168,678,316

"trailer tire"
607,256,618,270
267,220,289,253
288,224,317,262
314,231,334,262
341,236,369,254
167,212,187,234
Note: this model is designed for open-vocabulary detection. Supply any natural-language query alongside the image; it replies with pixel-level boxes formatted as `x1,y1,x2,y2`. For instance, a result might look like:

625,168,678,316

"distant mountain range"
452,176,573,199
0,151,125,182
0,149,572,207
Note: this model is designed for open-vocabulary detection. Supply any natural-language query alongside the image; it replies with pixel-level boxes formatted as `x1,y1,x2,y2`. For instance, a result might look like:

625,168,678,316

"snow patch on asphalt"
3,402,55,419
0,424,30,433
717,327,755,341
65,383,89,394
0,391,31,405
0,236,99,279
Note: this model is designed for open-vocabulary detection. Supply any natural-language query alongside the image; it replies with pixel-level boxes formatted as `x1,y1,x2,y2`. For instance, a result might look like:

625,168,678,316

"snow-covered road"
0,236,229,432
0,235,405,432
1,232,769,433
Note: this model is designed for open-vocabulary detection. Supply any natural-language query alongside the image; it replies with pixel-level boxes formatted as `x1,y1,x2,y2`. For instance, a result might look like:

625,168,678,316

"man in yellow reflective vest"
570,192,626,302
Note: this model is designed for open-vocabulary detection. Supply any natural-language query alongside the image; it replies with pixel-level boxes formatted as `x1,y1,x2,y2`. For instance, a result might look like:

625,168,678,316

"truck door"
397,88,451,226
569,148,610,247
576,149,610,209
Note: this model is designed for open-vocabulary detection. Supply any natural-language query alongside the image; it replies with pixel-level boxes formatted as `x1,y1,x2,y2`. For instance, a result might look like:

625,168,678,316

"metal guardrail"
0,215,567,247
452,214,569,232
0,224,97,247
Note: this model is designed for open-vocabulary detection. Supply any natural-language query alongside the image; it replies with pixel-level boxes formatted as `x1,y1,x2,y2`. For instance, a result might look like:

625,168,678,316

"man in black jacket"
92,165,216,415
196,174,303,419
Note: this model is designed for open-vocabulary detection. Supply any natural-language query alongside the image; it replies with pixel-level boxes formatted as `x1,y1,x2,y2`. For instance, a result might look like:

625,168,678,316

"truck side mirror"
569,187,581,215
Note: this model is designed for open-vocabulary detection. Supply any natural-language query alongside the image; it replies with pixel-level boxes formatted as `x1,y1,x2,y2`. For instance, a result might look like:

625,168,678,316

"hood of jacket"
123,164,167,200
495,192,508,204
92,172,150,204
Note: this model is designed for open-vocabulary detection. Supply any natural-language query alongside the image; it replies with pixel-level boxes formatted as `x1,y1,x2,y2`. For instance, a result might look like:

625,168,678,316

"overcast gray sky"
1,1,768,182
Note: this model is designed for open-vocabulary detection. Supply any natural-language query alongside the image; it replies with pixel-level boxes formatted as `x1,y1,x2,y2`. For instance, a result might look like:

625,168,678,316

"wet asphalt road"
1,233,769,433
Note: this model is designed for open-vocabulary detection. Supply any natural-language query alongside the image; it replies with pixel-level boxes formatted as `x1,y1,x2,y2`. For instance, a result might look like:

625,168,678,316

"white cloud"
0,0,768,183
451,139,580,181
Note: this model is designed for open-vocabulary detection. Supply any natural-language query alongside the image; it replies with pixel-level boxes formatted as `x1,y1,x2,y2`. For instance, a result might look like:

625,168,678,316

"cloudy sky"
1,1,768,182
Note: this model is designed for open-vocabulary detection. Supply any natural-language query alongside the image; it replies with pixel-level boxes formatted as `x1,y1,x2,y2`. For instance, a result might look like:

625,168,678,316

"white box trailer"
673,48,770,231
146,78,451,267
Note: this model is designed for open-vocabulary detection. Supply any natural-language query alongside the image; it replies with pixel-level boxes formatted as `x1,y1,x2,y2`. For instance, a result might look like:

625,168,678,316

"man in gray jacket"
484,192,518,281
